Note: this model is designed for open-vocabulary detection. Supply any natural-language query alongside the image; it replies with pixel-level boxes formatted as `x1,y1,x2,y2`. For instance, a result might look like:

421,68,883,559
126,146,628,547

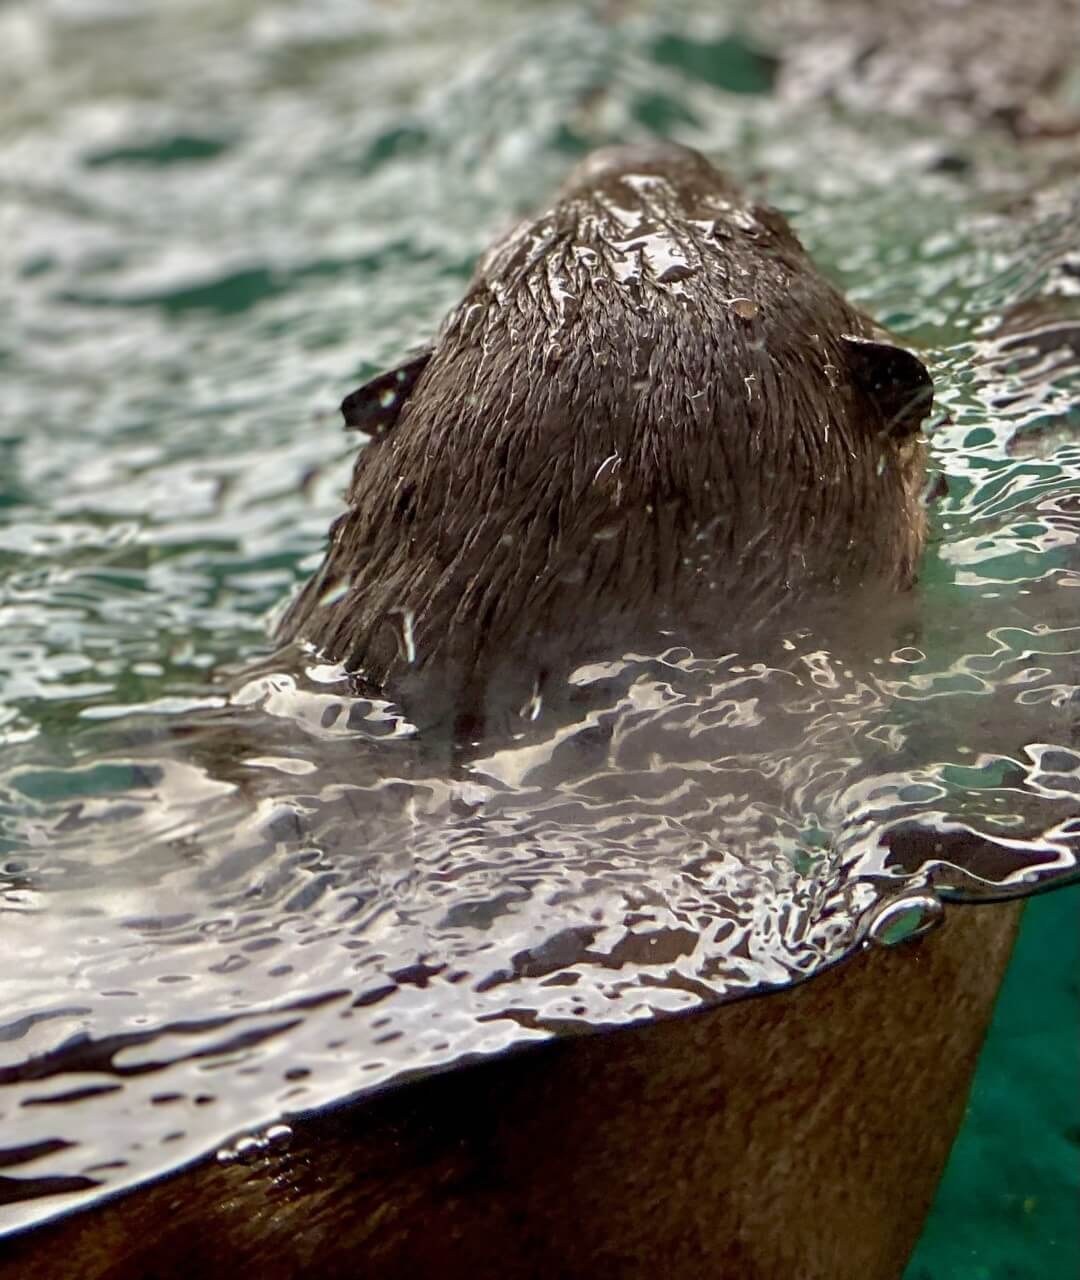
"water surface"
0,0,1077,1260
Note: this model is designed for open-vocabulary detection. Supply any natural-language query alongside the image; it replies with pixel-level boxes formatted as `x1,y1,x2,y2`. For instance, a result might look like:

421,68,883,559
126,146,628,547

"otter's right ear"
341,349,433,437
841,336,934,440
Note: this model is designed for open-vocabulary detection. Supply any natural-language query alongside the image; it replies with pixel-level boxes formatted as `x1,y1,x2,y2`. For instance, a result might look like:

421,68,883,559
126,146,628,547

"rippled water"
0,0,1077,1258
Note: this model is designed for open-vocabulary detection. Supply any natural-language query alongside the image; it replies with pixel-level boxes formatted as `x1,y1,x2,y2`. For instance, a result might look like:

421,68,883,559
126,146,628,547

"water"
908,883,1080,1280
0,0,1077,1270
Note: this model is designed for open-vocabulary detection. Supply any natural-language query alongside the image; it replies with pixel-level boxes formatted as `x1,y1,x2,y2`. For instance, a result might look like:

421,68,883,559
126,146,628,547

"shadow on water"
0,0,1077,1268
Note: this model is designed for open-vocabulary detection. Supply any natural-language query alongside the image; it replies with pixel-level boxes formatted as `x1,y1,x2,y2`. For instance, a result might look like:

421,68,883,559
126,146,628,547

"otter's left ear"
341,349,433,437
841,336,934,439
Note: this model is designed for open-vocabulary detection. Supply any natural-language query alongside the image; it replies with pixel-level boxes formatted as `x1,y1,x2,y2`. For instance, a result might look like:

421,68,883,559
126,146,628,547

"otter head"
278,143,933,726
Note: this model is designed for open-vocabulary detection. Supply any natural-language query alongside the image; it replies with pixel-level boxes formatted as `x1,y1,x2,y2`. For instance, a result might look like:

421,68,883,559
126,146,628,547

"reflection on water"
2,623,1076,1222
0,0,1077,1241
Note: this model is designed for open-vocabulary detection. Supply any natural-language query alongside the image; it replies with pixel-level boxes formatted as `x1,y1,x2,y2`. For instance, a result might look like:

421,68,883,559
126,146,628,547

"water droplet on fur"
264,1123,293,1148
233,1135,265,1162
730,297,759,319
217,1123,291,1166
319,577,351,607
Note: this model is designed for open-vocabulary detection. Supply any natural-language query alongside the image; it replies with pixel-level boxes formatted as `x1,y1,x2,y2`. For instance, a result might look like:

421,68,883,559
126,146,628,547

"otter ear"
841,336,934,439
341,349,433,436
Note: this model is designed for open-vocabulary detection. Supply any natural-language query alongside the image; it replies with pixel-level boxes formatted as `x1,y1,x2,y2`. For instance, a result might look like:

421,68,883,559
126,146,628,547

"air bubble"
867,893,944,947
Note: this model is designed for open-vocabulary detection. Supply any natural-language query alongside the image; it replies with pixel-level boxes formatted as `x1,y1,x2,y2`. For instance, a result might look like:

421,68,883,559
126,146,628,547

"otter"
6,146,1023,1280
278,143,933,726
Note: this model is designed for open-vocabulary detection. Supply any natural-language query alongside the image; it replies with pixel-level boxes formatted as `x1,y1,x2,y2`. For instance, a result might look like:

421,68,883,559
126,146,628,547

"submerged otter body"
279,144,932,712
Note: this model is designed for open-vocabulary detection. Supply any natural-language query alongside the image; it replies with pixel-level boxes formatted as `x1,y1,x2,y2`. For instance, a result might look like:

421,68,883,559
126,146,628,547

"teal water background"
908,886,1080,1280
1,0,1077,1272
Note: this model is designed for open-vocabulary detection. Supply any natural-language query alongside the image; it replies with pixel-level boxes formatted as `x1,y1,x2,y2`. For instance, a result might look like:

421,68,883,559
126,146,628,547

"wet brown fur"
1,903,1021,1280
278,144,931,712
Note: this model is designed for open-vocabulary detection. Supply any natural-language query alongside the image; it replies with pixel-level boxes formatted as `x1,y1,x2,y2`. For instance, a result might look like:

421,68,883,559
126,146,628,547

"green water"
908,886,1080,1280
1,0,1077,1272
